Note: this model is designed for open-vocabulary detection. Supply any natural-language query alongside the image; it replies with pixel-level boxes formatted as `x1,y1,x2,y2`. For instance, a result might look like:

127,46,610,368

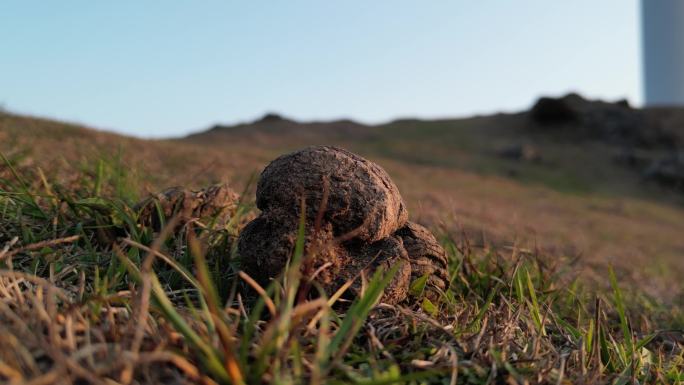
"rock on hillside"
530,93,677,148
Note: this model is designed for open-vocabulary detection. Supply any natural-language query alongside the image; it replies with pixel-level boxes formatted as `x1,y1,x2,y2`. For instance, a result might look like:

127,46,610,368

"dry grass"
1,111,684,383
0,141,683,384
3,111,683,301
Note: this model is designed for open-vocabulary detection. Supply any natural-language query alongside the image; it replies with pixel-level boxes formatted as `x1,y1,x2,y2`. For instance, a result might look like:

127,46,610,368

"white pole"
642,0,684,106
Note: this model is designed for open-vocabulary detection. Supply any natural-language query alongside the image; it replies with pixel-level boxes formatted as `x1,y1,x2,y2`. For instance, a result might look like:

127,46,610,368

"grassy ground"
1,111,683,383
1,153,683,385
3,111,684,301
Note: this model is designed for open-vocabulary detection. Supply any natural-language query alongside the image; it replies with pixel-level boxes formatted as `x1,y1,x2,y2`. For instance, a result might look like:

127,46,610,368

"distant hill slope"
186,94,684,202
2,95,684,300
0,112,267,190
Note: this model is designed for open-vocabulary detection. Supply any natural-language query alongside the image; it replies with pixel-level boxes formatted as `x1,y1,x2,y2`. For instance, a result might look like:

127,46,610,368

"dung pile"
85,183,241,247
136,183,240,232
238,146,449,304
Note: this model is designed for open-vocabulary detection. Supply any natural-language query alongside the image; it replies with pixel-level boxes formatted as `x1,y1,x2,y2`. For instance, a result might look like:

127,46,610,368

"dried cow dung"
395,222,450,295
238,146,448,305
237,210,346,287
339,237,412,304
136,183,239,231
256,146,408,242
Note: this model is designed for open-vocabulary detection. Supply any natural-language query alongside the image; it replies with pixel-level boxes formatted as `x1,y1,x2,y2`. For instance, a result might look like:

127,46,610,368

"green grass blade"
609,267,634,360
327,263,400,359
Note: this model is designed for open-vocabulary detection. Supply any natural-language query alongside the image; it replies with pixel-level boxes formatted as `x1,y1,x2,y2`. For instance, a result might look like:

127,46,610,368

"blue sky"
0,1,640,138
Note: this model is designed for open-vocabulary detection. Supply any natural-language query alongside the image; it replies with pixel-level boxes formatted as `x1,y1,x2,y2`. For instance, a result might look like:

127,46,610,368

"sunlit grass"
0,154,682,384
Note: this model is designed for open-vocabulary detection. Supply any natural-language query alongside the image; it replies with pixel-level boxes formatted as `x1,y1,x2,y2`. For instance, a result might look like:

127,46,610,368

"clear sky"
0,1,640,138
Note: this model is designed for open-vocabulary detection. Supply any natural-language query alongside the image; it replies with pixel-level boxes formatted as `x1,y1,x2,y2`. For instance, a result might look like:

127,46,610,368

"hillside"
186,94,684,299
2,97,684,383
2,95,684,303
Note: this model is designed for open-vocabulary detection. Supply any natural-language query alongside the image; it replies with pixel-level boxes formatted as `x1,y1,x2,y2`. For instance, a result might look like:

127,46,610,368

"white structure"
642,0,684,106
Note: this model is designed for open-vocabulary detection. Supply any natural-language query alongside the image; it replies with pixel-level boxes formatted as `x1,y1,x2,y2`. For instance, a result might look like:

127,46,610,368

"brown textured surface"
340,237,412,304
395,222,450,294
136,183,239,231
256,146,408,242
237,210,347,287
238,146,446,305
237,216,414,304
